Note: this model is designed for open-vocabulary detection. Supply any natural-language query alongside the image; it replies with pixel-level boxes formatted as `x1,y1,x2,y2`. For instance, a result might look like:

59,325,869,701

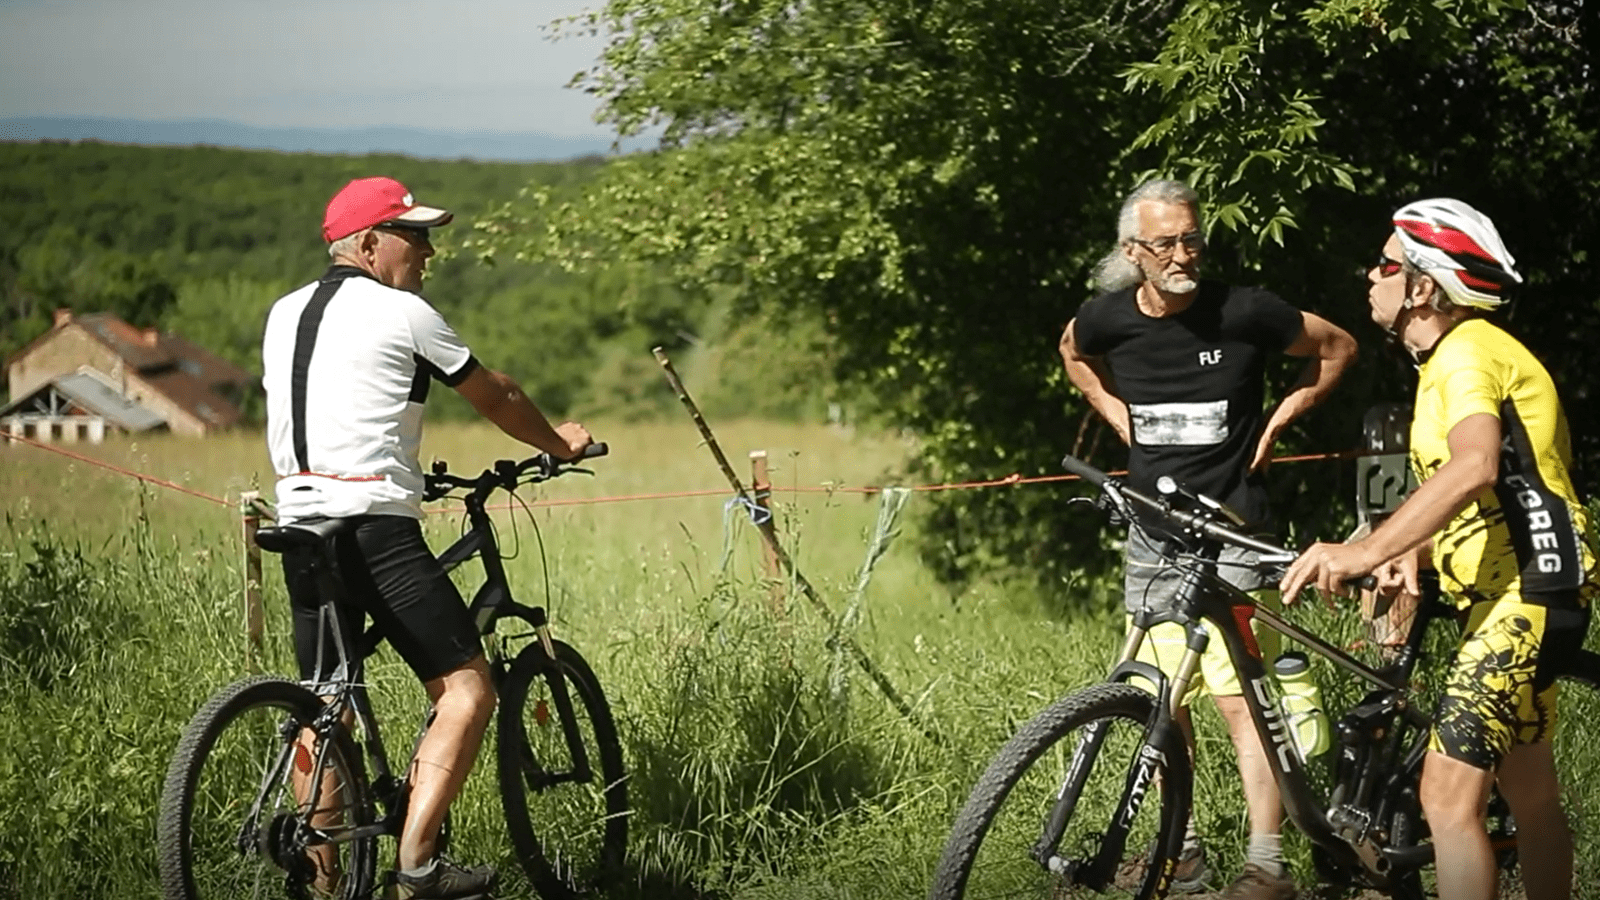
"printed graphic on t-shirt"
1130,399,1229,446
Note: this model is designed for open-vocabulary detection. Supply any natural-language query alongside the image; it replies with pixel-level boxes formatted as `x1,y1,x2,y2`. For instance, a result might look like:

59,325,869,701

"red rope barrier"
2,431,233,507
4,432,1378,513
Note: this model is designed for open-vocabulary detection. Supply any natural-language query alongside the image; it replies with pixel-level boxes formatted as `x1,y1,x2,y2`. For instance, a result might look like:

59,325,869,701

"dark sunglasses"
1373,253,1403,277
375,224,432,244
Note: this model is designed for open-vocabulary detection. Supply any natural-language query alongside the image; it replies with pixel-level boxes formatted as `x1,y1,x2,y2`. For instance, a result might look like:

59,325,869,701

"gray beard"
1154,273,1199,294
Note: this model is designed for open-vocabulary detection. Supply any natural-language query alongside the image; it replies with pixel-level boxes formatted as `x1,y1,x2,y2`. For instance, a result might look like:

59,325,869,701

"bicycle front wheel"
498,639,628,899
158,676,377,900
930,683,1191,900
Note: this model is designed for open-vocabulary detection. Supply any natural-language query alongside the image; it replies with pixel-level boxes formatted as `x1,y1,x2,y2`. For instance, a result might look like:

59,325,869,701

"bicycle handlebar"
1062,453,1297,564
1064,452,1384,592
424,442,609,502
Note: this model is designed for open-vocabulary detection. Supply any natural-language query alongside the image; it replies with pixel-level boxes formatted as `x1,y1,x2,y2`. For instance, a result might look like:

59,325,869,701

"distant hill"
0,116,640,162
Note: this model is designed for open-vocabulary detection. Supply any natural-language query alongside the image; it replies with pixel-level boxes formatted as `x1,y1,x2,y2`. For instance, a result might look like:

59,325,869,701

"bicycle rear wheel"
930,683,1191,900
158,676,376,900
498,639,628,899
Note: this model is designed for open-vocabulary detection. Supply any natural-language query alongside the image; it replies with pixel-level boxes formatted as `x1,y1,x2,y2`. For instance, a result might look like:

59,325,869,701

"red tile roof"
8,311,256,431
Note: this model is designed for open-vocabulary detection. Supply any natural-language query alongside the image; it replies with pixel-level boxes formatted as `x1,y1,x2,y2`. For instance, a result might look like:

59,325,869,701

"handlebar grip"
532,442,609,472
1060,453,1108,487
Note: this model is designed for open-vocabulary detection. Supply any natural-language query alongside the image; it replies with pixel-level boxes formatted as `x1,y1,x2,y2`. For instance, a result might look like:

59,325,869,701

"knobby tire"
158,675,376,900
930,683,1191,900
498,639,628,899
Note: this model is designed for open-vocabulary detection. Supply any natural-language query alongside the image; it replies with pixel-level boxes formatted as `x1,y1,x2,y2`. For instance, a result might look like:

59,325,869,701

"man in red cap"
261,176,593,899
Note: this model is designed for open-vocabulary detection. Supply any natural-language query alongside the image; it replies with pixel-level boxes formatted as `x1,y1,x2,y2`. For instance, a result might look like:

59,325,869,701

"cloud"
0,0,615,136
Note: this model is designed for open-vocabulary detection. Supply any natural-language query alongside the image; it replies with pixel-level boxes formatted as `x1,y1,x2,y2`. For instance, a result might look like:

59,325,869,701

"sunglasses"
375,224,432,244
1373,253,1403,277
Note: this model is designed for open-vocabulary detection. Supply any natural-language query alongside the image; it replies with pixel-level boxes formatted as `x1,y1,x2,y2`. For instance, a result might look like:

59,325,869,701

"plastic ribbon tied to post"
830,487,911,699
719,495,775,574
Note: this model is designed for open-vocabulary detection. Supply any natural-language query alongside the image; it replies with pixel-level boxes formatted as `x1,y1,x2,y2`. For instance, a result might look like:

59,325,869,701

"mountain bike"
928,452,1600,899
158,444,628,900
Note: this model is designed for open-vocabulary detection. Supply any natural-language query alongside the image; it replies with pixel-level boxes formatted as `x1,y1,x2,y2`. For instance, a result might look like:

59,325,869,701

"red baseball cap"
322,176,454,242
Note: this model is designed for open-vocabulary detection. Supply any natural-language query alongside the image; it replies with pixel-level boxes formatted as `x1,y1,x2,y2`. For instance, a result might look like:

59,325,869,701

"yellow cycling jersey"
1410,318,1599,606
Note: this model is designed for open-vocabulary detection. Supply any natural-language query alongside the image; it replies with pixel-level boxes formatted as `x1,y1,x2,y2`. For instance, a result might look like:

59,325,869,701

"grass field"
2,419,1598,899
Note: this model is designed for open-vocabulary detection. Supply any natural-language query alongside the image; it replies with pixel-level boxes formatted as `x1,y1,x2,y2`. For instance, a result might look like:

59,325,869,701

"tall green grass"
3,422,1599,898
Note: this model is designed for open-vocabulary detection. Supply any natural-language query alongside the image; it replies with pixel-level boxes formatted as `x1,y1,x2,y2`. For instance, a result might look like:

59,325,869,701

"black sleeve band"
439,354,479,387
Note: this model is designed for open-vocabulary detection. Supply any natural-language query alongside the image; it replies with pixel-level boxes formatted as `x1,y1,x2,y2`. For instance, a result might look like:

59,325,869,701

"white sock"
399,858,438,878
1182,818,1202,858
1246,833,1285,876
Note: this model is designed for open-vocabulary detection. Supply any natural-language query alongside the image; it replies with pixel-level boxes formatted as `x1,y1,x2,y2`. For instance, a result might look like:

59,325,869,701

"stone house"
1,309,256,441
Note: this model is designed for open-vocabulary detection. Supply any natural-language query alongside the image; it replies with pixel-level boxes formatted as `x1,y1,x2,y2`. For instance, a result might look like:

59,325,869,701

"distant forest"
0,141,842,423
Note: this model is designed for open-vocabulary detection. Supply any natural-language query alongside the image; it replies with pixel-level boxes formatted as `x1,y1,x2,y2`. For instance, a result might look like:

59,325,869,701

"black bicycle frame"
432,486,592,781
1030,542,1447,888
284,484,597,851
1107,543,1451,882
1044,451,1600,892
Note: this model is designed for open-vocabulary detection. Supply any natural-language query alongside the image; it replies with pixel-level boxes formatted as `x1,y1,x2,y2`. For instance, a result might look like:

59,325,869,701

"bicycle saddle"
255,516,356,553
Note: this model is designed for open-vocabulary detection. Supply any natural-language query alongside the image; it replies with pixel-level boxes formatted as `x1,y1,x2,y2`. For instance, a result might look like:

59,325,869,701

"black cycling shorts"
281,515,482,684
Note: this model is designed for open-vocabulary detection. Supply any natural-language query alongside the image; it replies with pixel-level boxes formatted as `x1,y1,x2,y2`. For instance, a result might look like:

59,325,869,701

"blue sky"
0,0,616,137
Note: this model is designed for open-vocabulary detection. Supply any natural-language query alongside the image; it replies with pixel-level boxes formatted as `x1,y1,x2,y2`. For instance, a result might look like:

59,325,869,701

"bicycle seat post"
309,539,357,695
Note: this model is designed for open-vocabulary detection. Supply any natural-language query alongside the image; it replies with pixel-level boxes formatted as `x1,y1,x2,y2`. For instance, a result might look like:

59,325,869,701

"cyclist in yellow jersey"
1411,319,1597,604
1280,198,1596,900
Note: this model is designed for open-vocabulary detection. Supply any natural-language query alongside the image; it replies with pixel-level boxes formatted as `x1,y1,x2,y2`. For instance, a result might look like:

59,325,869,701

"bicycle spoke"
500,641,628,899
163,678,375,900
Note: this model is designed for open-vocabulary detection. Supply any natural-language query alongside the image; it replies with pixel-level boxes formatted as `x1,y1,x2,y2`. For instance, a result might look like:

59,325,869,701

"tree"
2,228,178,380
1124,0,1600,521
480,0,1599,595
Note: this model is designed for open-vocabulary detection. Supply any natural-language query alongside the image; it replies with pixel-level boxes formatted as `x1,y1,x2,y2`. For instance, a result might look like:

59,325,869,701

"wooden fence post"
241,491,265,673
654,346,939,743
750,450,784,616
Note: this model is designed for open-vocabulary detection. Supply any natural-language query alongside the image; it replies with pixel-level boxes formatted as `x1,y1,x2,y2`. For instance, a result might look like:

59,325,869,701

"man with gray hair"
263,176,593,899
1059,179,1356,899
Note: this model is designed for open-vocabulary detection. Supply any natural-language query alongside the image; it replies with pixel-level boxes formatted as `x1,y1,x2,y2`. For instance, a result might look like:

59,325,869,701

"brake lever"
517,464,596,488
1093,487,1126,526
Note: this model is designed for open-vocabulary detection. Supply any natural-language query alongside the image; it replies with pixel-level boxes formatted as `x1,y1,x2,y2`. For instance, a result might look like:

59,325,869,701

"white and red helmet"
1391,198,1523,310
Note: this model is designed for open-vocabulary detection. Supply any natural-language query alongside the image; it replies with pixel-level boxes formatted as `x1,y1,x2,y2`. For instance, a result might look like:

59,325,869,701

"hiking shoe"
1113,844,1212,894
1171,846,1214,893
1222,863,1297,900
389,857,498,900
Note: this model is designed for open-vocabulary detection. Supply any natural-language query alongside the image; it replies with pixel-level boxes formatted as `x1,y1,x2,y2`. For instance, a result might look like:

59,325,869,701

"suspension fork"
1083,622,1204,887
511,604,593,783
1031,626,1204,886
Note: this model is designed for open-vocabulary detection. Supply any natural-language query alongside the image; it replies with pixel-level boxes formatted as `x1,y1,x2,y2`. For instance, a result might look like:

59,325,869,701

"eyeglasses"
1131,231,1205,258
1373,253,1403,277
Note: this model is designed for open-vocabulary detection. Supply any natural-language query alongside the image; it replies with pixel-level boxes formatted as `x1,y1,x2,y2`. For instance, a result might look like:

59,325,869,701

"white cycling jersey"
262,267,476,521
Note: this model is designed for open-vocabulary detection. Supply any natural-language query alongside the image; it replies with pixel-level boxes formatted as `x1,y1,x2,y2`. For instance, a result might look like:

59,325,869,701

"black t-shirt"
1073,279,1304,526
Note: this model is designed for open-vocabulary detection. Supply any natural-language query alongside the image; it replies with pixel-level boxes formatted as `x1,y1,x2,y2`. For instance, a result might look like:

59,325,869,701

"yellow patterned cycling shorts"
1125,590,1283,707
1429,594,1592,771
